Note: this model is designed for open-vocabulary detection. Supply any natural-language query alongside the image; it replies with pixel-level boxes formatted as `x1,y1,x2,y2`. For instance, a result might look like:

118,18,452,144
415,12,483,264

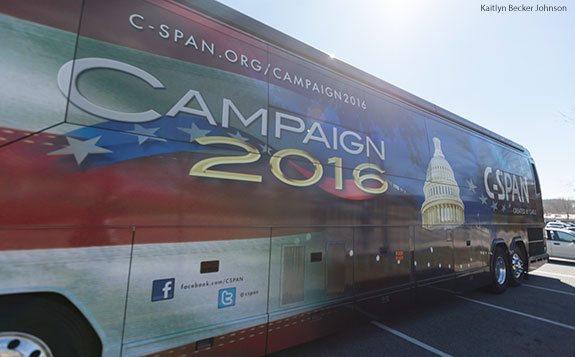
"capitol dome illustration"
421,137,465,230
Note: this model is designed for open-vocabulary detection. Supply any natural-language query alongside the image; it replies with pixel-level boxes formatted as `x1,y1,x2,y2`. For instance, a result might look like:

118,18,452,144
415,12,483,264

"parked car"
545,221,574,229
545,228,575,260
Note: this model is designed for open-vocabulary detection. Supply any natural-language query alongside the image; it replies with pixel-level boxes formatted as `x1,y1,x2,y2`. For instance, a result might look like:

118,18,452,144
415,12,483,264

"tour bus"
0,0,548,356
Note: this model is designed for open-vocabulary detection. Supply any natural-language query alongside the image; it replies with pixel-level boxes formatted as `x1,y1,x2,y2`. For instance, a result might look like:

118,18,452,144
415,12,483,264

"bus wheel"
509,245,527,286
0,295,101,357
0,331,52,357
490,246,510,294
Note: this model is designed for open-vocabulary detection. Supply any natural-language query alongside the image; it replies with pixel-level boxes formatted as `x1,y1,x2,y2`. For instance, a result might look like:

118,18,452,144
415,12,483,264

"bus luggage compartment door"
266,228,354,354
414,227,454,290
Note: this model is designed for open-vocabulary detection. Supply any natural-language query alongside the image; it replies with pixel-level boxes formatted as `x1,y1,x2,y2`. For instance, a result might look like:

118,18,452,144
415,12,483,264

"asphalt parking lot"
272,259,575,357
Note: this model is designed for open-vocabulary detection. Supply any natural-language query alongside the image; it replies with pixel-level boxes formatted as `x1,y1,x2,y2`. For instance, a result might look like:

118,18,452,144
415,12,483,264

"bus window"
531,163,541,195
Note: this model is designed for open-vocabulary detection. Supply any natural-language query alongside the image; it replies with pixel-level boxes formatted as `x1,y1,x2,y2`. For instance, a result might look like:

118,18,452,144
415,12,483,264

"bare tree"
543,200,556,214
555,198,575,219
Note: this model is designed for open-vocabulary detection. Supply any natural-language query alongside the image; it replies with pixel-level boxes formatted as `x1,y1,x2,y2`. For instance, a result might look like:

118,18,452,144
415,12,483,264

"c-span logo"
218,287,236,308
152,278,175,302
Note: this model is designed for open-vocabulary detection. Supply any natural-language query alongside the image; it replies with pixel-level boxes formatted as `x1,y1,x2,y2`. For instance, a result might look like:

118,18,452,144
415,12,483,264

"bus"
0,0,549,356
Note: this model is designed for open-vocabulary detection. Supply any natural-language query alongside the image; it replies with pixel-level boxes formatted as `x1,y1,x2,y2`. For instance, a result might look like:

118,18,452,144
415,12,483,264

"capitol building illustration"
421,137,465,230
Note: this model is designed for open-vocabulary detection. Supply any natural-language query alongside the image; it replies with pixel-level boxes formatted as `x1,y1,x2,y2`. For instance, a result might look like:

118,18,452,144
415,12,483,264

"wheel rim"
0,332,53,357
511,252,524,279
495,256,507,285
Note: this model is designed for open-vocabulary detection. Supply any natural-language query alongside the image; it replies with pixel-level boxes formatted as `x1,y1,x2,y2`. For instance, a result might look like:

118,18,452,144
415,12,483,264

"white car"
545,228,575,260
545,221,574,229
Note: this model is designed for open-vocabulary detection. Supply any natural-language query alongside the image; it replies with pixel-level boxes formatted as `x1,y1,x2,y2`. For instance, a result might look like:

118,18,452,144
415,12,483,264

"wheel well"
513,240,527,253
0,292,103,353
492,241,508,253
490,240,508,265
495,243,508,252
511,239,528,267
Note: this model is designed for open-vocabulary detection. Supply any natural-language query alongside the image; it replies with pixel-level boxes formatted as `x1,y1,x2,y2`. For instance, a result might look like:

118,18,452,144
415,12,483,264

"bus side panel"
122,228,270,356
265,227,355,354
68,0,270,148
424,118,541,228
363,87,431,182
0,227,133,354
354,226,412,298
266,46,369,132
0,0,81,143
421,117,543,289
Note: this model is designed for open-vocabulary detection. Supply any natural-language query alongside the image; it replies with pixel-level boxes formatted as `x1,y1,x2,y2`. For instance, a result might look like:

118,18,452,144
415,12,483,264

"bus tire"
0,294,101,357
509,245,527,287
490,246,510,294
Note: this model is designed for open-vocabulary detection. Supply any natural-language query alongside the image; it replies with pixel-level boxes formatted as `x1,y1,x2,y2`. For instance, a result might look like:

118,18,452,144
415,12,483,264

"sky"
216,0,575,200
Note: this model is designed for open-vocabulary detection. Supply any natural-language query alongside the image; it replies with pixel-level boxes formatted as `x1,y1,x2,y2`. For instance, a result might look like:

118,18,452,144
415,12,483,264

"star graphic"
466,179,477,193
501,204,507,213
48,136,112,164
479,194,488,205
259,143,273,155
178,124,211,142
490,201,498,212
229,131,248,141
128,124,166,145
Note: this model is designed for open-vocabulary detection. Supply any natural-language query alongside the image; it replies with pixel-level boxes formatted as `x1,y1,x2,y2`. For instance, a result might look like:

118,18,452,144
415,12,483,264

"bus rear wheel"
490,246,510,294
509,245,527,286
0,295,101,357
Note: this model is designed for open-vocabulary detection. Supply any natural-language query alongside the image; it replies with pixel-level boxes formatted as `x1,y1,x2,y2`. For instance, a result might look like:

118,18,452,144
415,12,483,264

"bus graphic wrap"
0,0,546,356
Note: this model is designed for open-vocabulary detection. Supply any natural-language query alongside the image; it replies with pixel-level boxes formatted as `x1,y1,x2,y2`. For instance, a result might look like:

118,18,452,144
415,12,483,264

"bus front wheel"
0,294,101,357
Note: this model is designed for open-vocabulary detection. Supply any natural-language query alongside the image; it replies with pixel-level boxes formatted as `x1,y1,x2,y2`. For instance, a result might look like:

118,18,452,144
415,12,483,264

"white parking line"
523,284,575,296
457,296,575,331
356,307,453,357
371,321,453,357
531,271,574,279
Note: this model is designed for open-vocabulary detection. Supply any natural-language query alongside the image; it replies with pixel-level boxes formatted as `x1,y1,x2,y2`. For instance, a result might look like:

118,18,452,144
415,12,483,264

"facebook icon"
151,278,175,302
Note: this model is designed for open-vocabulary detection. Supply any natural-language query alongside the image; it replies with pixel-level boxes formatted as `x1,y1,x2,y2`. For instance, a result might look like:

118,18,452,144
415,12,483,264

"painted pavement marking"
356,307,453,357
522,283,575,296
457,296,575,331
371,321,454,357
